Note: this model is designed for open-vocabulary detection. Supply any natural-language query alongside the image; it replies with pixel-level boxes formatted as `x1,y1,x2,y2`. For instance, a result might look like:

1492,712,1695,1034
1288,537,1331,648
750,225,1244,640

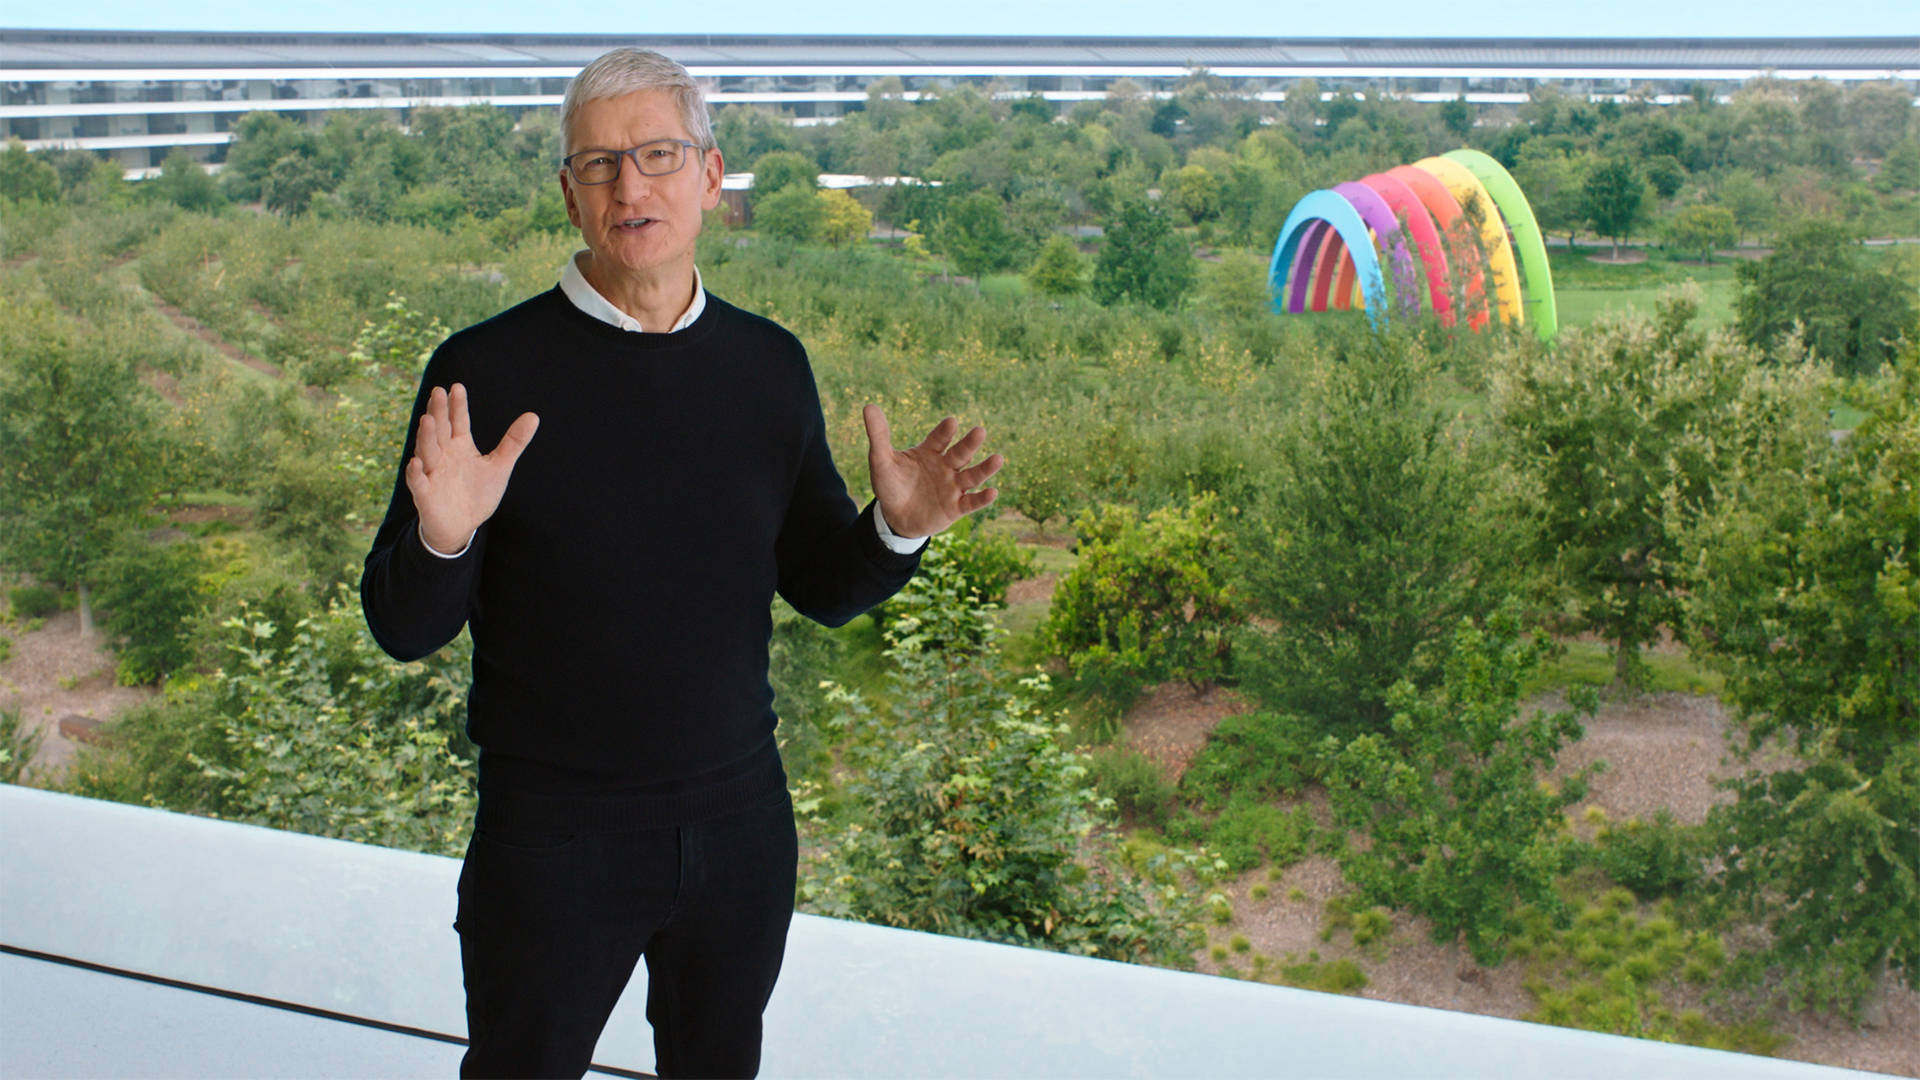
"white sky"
3,0,1914,39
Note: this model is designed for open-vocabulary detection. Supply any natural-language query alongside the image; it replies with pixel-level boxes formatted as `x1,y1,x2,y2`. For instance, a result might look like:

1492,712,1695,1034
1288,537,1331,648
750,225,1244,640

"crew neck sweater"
361,287,923,830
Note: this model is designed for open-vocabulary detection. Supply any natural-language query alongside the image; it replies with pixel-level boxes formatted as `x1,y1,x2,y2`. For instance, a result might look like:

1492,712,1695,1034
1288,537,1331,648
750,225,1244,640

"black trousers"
454,786,799,1079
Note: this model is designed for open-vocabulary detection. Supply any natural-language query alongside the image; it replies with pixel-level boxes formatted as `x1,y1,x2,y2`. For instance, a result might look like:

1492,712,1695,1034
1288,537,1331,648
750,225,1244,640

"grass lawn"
1527,639,1725,698
1545,249,1742,330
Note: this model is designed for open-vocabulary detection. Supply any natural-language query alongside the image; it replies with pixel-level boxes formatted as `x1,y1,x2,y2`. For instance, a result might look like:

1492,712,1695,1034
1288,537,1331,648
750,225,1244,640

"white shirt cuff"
419,522,475,559
872,503,929,555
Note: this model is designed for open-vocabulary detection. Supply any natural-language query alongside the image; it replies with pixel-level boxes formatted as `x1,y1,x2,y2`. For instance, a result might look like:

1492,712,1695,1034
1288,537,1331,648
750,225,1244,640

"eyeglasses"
561,140,705,185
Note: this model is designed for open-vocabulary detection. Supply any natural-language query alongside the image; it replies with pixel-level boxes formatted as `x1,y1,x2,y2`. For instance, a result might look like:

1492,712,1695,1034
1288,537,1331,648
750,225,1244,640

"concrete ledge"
0,784,1875,1078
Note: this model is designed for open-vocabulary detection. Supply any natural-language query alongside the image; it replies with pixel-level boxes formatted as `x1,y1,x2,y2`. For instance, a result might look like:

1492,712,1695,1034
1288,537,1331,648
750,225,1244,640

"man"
361,47,1002,1079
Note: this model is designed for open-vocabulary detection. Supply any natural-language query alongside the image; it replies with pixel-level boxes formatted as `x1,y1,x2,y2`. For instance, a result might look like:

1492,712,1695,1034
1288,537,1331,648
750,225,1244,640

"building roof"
3,29,1916,75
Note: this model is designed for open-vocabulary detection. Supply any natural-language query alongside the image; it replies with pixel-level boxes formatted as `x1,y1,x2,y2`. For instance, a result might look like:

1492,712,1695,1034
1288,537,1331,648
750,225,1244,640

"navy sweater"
361,287,921,828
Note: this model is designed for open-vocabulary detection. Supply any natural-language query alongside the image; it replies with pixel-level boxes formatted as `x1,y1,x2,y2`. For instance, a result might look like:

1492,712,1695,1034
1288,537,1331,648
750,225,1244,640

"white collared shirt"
420,256,928,558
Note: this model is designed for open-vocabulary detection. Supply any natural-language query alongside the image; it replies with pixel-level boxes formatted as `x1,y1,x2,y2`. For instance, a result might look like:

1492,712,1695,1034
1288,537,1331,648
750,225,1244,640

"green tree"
1235,332,1510,733
934,190,1022,278
748,150,819,197
1711,169,1775,244
1441,96,1473,141
148,148,225,213
1734,219,1919,377
0,138,59,203
1686,350,1920,1020
0,300,165,635
1324,611,1597,966
1493,292,1830,686
1510,146,1593,250
1662,203,1737,263
1583,156,1648,258
1024,235,1086,297
1091,201,1194,310
752,183,827,243
1042,492,1242,711
1161,163,1221,224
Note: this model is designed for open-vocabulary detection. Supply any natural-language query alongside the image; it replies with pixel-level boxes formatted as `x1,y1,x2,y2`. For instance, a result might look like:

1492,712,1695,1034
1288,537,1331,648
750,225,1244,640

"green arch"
1442,148,1559,341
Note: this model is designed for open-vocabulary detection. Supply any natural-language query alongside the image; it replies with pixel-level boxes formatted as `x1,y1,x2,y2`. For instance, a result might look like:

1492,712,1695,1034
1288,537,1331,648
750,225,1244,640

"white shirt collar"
559,250,706,333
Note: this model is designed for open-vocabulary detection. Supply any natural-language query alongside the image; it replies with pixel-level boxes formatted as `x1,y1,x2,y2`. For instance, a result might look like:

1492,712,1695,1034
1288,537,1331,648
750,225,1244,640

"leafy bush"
1170,797,1313,873
1086,747,1176,829
1588,810,1702,900
187,589,477,856
1042,491,1241,712
1178,711,1323,811
1323,610,1598,966
8,585,61,619
803,581,1203,966
96,536,212,684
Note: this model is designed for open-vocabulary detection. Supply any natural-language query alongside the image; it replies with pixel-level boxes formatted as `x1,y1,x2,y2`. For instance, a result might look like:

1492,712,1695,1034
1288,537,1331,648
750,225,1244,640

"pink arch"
1360,172,1453,326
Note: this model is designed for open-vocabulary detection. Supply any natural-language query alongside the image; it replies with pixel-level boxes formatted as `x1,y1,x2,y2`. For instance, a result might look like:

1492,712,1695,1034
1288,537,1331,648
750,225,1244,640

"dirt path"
1,609,156,780
149,296,284,379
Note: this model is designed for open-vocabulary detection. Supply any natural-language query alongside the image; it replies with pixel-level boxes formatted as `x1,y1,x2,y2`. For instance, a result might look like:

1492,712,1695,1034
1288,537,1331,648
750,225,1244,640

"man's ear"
700,146,725,212
560,171,582,230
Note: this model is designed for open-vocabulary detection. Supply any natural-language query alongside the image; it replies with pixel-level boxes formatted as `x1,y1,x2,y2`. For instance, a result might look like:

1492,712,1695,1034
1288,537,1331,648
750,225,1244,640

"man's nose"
613,155,654,201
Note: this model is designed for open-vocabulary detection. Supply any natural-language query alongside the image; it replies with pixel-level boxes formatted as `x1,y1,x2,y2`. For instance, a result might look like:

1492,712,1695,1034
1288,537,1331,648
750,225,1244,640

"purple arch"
1332,180,1419,317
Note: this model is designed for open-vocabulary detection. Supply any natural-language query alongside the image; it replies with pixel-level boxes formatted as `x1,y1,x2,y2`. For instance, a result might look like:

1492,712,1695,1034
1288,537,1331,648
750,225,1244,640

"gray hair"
561,48,713,156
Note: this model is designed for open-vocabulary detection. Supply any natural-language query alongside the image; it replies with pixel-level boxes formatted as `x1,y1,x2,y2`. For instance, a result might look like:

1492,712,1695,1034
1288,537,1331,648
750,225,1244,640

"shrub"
9,585,61,619
186,588,478,855
1590,810,1703,900
1170,798,1312,873
803,579,1204,966
1178,711,1322,811
1042,491,1241,711
1324,610,1598,965
1087,747,1176,829
96,536,212,685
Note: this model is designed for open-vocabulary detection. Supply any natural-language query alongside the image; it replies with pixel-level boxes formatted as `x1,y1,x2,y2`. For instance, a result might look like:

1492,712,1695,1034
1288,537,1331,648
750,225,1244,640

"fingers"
944,424,988,467
416,411,443,471
958,487,999,515
492,411,540,468
404,455,428,499
449,382,472,442
958,452,1005,489
863,404,894,457
917,415,960,452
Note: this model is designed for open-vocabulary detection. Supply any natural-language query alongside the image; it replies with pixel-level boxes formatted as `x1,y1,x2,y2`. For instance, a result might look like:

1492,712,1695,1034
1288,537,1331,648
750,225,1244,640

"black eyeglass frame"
560,140,707,185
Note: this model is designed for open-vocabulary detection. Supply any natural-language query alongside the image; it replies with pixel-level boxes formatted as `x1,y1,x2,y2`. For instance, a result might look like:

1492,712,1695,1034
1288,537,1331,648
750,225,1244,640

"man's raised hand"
862,405,1003,540
406,383,539,553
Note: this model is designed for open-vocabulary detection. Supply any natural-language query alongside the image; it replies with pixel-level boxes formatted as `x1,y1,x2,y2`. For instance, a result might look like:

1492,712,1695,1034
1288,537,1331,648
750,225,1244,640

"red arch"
1387,165,1488,330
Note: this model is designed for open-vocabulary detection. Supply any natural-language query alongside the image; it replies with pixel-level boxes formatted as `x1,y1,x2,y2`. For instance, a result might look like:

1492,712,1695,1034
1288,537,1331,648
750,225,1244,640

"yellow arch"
1412,155,1523,328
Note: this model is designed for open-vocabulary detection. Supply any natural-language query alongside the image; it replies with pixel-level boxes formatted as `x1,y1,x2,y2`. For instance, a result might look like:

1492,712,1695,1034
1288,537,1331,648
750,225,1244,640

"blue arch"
1267,190,1386,328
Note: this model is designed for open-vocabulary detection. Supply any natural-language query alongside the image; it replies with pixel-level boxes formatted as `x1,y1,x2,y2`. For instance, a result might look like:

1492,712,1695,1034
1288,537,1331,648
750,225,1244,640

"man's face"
560,89,723,282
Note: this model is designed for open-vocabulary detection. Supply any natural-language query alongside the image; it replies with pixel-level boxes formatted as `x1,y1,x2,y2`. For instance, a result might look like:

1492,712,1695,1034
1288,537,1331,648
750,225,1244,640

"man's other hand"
406,383,539,553
862,405,1003,540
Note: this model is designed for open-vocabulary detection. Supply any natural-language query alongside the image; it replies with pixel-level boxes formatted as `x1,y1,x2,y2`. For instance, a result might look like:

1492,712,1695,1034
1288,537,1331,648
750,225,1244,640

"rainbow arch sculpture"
1267,149,1558,340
